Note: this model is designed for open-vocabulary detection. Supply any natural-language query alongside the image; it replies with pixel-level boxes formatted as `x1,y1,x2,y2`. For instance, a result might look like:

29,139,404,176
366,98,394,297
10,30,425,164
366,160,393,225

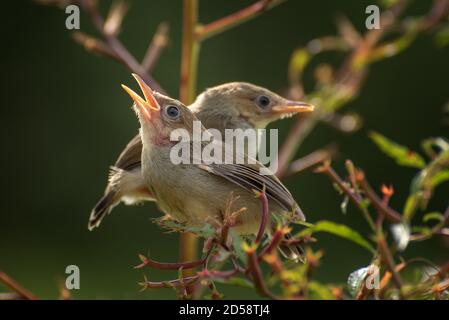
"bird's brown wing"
114,133,142,171
197,162,304,220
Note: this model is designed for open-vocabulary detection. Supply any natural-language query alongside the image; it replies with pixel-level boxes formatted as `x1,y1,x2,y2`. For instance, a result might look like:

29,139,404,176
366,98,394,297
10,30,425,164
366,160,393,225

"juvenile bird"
89,82,313,230
120,74,314,260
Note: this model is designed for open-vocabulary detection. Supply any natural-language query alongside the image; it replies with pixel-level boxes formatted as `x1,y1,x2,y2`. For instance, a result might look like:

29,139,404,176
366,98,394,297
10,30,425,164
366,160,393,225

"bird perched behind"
89,81,314,230
119,74,314,261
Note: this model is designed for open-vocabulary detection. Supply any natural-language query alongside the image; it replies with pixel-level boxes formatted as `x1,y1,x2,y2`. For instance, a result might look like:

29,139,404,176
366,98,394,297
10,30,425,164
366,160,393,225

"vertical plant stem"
377,233,404,297
180,0,200,103
179,0,201,290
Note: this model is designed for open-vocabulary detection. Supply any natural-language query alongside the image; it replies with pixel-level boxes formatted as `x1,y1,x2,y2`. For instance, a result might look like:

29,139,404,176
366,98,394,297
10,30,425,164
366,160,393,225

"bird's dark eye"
256,95,270,108
165,105,180,119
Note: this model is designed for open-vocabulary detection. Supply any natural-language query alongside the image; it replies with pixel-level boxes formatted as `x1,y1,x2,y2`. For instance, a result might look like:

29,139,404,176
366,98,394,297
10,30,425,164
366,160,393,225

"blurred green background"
0,0,448,299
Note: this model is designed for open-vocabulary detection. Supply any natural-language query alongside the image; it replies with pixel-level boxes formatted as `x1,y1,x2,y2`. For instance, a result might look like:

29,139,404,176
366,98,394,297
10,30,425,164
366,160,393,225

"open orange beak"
271,100,315,115
121,73,160,120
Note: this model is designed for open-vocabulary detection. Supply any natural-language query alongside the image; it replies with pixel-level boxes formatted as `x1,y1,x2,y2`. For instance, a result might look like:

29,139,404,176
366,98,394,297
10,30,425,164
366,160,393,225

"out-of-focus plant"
2,0,444,299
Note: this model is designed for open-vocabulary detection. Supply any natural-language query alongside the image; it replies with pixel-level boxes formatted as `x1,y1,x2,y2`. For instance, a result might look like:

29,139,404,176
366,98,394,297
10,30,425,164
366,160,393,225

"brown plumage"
118,74,314,261
89,82,313,236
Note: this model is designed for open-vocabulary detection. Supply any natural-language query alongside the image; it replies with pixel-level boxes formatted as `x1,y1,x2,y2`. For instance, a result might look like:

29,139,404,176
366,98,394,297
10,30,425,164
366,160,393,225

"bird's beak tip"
272,101,315,114
121,74,161,120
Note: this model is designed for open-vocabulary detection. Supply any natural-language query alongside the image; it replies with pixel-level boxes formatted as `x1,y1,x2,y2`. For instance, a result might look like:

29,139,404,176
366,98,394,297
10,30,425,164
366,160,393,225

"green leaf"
422,212,444,223
230,230,246,263
435,24,449,48
292,220,315,228
411,226,431,236
297,220,375,253
378,0,401,9
429,169,449,188
288,48,310,80
402,193,421,221
308,281,335,300
369,131,426,168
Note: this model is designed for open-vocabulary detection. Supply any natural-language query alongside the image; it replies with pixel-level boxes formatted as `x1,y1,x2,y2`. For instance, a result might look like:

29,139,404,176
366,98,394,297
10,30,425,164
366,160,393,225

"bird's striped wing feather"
198,162,304,220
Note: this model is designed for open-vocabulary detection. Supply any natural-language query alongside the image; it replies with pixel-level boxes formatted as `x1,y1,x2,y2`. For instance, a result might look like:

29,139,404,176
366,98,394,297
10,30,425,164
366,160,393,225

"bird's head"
191,82,314,129
122,74,197,147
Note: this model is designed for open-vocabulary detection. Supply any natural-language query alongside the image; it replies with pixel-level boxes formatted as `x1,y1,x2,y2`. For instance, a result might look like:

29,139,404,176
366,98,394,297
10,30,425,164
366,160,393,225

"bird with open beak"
89,79,314,231
116,74,313,261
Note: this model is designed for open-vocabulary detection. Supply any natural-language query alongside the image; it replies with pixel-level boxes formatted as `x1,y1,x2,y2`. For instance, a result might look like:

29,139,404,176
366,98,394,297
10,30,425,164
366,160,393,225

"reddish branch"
139,275,199,289
74,0,166,94
377,235,404,294
0,270,38,300
317,163,367,209
135,254,207,271
258,227,287,260
196,0,283,40
284,147,335,177
356,170,402,224
142,22,170,73
245,246,278,299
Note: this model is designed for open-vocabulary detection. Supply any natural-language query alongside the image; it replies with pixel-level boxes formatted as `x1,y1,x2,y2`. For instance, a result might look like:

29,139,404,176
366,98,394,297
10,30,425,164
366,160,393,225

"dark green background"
0,0,448,299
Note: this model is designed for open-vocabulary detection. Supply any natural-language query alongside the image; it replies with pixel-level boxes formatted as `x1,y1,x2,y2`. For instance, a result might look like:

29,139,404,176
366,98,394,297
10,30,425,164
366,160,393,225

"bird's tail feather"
88,191,120,231
278,232,306,263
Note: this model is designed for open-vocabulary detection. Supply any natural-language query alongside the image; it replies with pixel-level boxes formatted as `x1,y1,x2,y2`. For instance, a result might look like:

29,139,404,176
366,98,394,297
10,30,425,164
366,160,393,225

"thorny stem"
140,275,199,289
135,253,208,271
318,164,377,231
0,270,38,300
246,247,279,299
258,227,285,260
377,234,404,296
356,170,402,224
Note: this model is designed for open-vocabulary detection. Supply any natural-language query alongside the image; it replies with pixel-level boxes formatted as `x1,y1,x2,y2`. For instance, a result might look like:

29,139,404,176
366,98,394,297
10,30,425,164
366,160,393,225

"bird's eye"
165,105,180,119
256,95,270,108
